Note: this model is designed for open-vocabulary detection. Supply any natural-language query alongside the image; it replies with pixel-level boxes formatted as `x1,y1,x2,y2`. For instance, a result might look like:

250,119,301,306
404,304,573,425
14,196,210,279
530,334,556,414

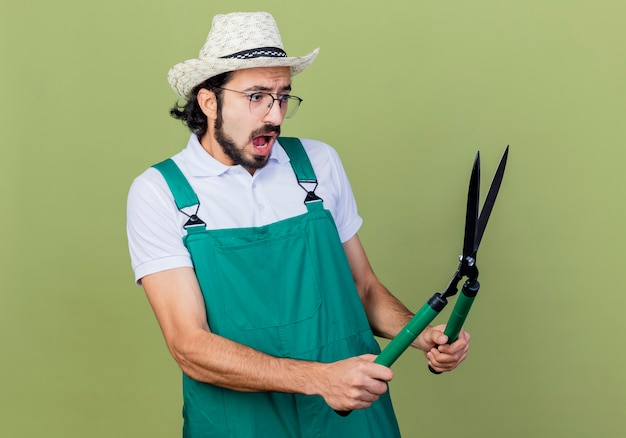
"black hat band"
220,47,287,60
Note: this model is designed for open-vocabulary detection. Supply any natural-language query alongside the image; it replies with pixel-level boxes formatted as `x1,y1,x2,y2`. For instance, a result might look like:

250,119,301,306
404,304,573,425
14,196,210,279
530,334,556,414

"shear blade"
474,145,509,252
462,152,481,259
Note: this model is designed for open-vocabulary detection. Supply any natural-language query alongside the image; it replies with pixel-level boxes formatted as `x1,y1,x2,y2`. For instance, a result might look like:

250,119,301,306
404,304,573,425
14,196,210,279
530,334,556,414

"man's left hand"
415,324,471,373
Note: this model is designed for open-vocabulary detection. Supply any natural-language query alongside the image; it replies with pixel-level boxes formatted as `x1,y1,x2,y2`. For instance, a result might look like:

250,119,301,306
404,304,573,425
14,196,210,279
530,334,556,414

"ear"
197,88,218,121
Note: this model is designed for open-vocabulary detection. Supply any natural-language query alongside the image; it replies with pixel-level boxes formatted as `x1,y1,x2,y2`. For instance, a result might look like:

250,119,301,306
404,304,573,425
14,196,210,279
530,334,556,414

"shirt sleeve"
126,167,193,284
327,146,363,242
301,139,363,243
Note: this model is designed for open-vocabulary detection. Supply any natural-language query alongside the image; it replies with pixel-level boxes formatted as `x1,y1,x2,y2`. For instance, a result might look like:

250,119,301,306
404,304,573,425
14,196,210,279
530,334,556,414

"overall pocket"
216,228,322,330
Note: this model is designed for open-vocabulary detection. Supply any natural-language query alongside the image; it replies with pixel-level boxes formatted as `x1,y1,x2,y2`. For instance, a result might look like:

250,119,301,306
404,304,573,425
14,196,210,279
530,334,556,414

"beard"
214,117,281,171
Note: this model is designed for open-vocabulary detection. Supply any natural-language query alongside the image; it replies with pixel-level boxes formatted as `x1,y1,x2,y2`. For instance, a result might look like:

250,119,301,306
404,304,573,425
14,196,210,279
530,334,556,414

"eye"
278,94,291,104
248,92,264,102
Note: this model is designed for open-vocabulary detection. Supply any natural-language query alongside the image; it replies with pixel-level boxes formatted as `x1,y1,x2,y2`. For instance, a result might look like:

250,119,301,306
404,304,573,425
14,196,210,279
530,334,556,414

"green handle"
443,286,477,343
335,293,446,417
429,280,479,374
375,294,446,367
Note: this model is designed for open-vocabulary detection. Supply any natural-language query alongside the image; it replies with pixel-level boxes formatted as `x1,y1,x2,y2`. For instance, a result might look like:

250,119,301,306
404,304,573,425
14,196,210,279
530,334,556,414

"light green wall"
2,1,625,436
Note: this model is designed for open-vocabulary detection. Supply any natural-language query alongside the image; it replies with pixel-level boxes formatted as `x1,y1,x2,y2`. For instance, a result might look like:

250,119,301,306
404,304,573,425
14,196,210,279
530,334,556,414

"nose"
262,99,286,125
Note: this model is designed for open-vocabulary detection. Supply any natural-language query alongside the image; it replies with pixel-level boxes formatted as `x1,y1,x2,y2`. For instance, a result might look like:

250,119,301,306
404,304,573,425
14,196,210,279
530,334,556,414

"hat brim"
168,48,319,99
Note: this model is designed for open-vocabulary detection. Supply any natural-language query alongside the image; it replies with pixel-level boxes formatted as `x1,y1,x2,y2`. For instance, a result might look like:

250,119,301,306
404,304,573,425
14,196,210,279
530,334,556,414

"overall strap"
152,159,206,228
279,137,324,207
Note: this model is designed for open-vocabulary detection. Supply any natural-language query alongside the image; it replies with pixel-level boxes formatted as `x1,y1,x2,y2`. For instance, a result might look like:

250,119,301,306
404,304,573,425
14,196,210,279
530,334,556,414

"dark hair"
169,71,233,138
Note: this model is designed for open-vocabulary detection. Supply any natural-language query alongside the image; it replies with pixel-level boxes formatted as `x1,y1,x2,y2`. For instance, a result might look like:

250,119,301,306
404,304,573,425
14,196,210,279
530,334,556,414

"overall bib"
153,138,401,438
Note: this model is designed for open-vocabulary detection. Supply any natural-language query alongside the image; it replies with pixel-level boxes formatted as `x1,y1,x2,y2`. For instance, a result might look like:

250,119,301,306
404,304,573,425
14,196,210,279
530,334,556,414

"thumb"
427,325,448,346
435,333,449,346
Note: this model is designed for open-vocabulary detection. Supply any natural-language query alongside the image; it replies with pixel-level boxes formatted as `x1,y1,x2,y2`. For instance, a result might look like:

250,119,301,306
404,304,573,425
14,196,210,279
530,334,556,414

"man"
127,12,470,437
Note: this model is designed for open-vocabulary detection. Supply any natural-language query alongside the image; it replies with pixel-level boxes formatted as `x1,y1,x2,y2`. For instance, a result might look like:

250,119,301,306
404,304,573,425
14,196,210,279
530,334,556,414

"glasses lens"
248,93,271,117
248,94,302,118
284,96,301,119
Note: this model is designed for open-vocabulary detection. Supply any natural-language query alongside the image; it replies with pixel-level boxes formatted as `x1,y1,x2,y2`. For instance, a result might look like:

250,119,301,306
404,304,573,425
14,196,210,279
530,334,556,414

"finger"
418,326,446,350
341,382,386,410
360,357,394,382
429,324,448,345
437,342,462,355
426,353,446,373
359,390,382,403
349,398,377,411
460,329,471,343
365,378,390,396
430,343,463,361
371,365,394,383
357,354,379,362
430,348,468,371
349,371,390,396
438,336,470,355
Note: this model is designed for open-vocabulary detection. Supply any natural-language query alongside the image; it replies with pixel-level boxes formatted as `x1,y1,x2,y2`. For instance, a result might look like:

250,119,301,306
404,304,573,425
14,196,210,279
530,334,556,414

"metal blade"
474,145,509,252
463,152,481,259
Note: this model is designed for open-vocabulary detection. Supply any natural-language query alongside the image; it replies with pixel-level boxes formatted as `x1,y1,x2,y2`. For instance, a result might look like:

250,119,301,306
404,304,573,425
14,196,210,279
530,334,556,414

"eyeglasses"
215,87,303,119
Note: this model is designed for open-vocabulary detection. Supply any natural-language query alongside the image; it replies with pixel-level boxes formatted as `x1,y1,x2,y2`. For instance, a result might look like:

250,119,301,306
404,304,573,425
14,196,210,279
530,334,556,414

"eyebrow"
243,84,292,93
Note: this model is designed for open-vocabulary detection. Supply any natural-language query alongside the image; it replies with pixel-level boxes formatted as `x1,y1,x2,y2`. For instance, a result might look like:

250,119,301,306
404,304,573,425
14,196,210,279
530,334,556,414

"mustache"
250,124,281,139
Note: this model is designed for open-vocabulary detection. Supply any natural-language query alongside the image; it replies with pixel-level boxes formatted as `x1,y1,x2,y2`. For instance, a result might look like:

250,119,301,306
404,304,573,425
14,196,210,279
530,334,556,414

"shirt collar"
181,134,290,177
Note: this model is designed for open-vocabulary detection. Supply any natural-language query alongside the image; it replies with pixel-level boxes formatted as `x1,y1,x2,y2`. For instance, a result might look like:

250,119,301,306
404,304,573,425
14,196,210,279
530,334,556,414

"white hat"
167,12,320,98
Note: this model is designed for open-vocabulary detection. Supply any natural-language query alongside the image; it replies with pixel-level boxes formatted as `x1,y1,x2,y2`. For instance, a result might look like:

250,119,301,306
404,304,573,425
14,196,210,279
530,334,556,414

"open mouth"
250,125,280,157
252,135,272,149
251,134,279,157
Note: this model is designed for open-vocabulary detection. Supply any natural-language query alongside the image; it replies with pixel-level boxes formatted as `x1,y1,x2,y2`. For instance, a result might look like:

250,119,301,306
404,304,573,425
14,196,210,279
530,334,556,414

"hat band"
220,46,287,60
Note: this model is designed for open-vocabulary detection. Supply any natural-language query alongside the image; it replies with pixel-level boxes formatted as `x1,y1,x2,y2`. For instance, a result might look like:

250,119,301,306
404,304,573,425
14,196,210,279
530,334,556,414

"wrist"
281,358,326,397
301,361,328,397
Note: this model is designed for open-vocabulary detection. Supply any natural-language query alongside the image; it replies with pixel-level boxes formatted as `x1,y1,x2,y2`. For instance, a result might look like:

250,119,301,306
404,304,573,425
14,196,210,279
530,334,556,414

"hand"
416,324,471,373
316,354,393,411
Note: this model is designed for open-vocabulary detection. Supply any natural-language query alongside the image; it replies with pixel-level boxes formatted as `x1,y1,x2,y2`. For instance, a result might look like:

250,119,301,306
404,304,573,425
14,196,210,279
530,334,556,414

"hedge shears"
376,146,509,371
337,146,509,416
336,146,509,416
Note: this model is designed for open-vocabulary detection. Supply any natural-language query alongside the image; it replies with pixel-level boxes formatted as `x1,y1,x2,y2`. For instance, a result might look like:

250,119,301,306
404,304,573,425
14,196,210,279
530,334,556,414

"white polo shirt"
127,134,363,283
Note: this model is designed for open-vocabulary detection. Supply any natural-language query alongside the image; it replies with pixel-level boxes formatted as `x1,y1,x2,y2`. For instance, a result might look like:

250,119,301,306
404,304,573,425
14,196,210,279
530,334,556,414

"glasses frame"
214,87,303,119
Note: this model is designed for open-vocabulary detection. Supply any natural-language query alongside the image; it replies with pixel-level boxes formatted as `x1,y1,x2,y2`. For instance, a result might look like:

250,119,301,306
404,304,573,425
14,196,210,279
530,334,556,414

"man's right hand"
314,354,393,412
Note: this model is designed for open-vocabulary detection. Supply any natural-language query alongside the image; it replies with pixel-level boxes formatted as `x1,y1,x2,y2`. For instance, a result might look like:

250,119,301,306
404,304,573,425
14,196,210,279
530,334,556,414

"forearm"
142,268,325,395
363,284,444,354
169,328,396,412
361,283,413,340
168,327,323,395
343,235,427,348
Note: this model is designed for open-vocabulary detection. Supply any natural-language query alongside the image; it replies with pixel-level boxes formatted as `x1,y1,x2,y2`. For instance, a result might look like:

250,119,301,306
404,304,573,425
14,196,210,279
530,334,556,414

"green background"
2,0,625,436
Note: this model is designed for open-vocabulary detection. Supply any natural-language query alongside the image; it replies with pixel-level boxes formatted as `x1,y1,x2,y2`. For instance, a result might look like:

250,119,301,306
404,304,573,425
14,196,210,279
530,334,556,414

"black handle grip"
428,362,443,375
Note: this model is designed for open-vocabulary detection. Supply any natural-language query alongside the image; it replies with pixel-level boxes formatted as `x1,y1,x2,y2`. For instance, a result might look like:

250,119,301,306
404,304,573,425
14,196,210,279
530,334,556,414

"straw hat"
167,12,320,99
